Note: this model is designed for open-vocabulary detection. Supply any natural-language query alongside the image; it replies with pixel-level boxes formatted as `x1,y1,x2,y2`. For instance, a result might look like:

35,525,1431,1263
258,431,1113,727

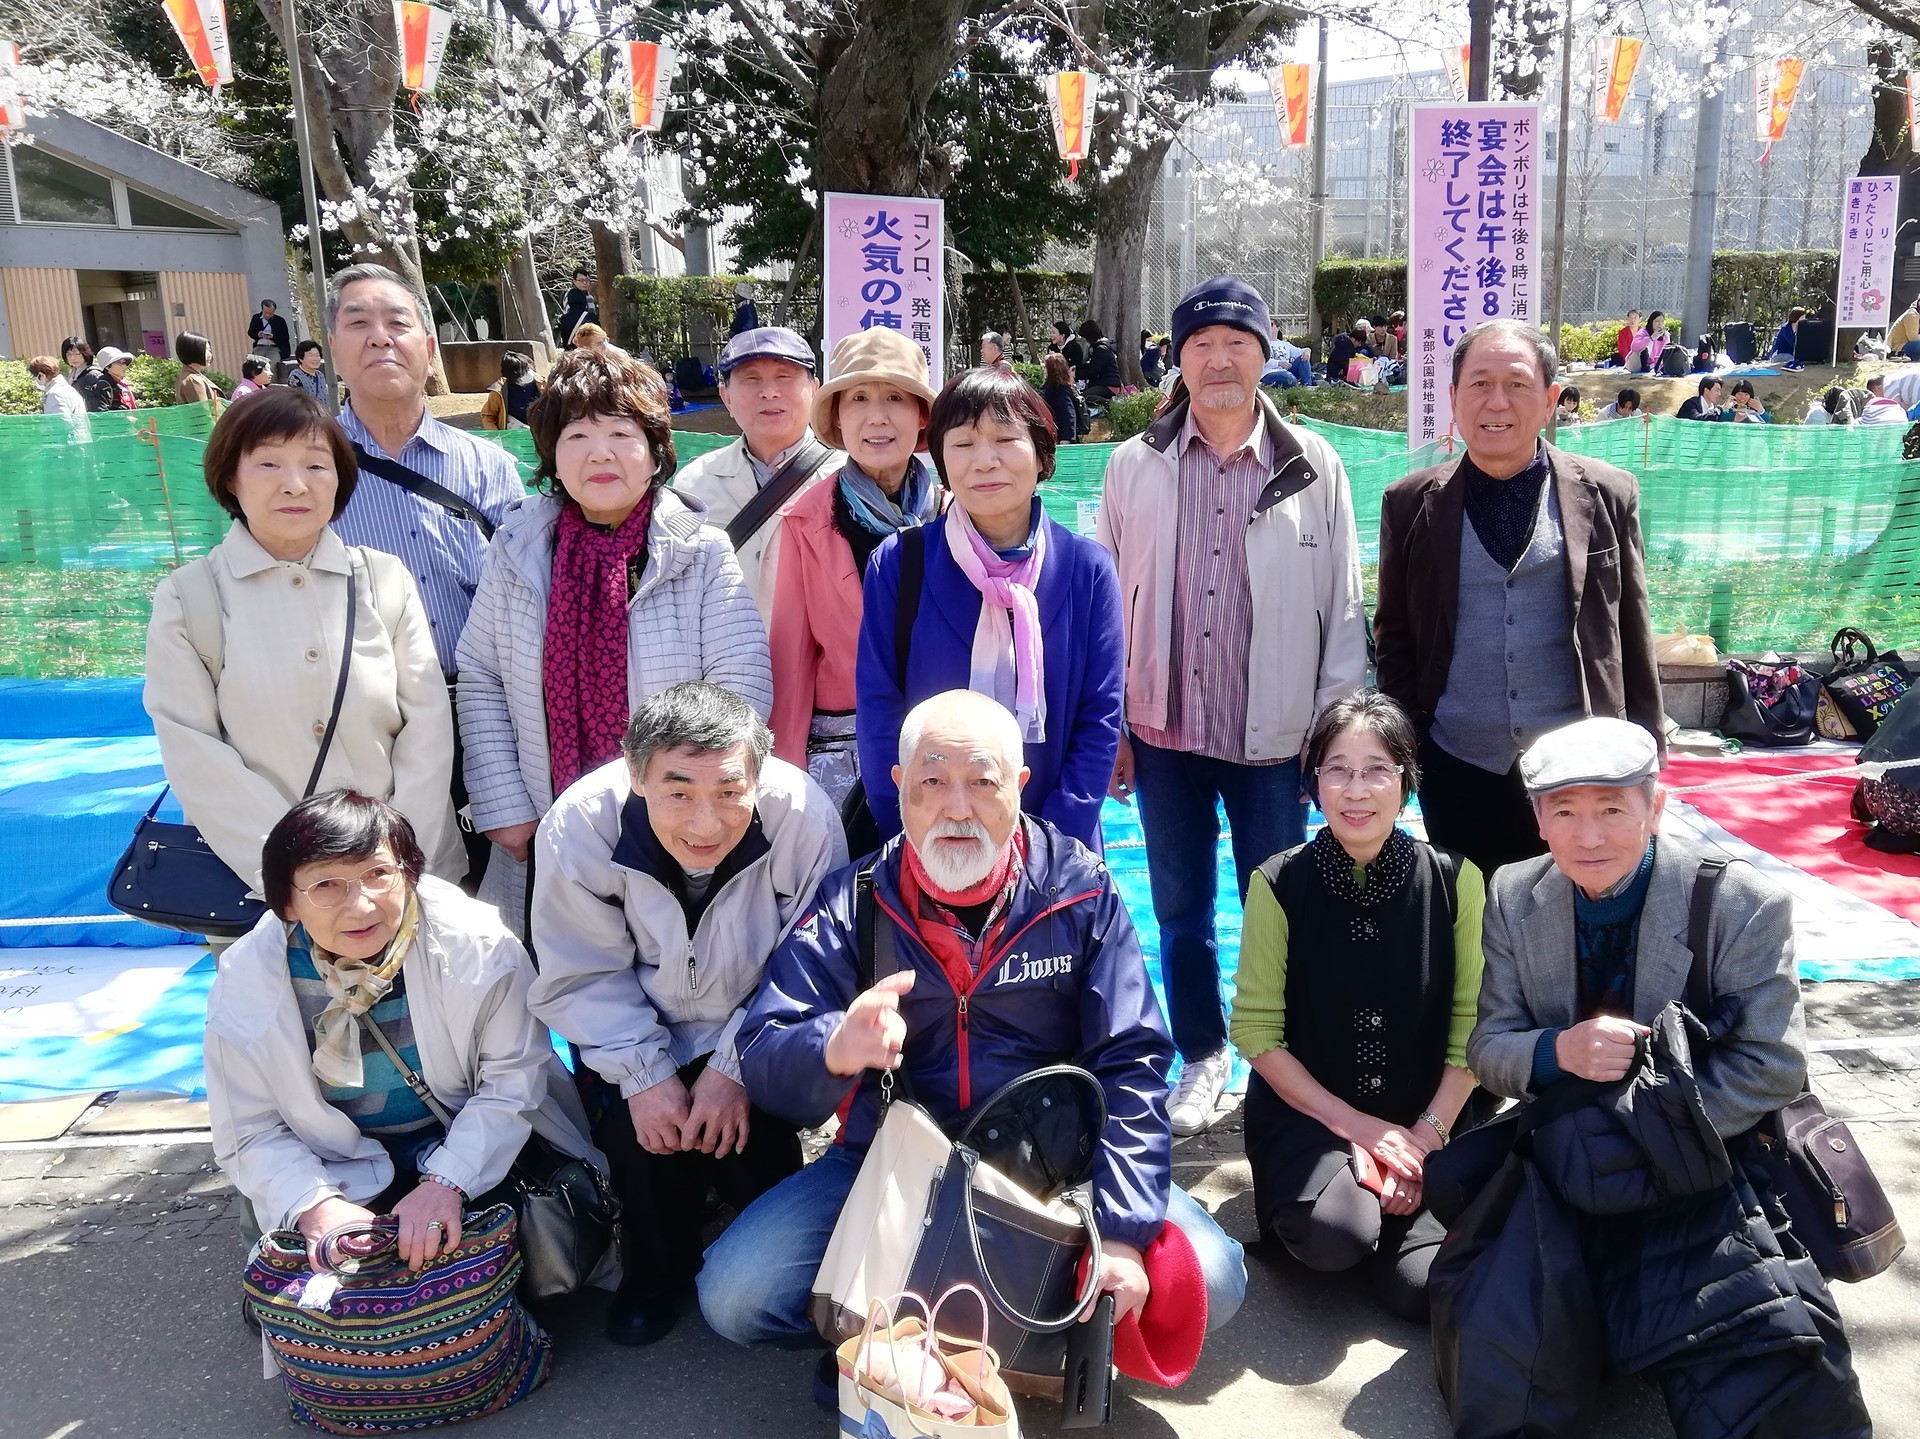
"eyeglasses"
1316,763,1405,791
292,863,404,909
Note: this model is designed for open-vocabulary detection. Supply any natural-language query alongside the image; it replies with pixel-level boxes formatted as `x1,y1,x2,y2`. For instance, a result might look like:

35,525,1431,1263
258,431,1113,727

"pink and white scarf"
942,504,1047,742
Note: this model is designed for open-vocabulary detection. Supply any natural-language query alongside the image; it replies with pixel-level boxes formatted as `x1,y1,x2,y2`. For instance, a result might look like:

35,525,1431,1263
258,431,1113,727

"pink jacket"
768,475,862,767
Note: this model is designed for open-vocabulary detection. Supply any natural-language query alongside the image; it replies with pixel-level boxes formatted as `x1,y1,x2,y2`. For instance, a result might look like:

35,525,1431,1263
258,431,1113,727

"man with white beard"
700,689,1246,1365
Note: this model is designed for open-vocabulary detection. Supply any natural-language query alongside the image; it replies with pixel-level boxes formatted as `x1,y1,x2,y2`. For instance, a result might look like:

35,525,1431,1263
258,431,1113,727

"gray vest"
1429,479,1586,774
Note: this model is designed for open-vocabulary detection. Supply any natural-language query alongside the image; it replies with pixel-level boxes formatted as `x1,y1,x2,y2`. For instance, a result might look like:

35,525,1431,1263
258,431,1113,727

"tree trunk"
1003,264,1030,357
815,0,972,195
257,0,447,392
498,233,554,360
1859,43,1920,322
1089,136,1172,390
588,219,634,330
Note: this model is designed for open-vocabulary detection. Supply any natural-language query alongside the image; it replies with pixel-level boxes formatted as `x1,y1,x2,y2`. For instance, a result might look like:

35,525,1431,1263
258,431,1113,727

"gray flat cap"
1519,718,1659,795
717,326,815,377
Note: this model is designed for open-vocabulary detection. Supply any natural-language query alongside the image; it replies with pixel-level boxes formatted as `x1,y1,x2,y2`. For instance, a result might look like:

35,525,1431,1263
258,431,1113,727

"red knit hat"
1075,1221,1210,1388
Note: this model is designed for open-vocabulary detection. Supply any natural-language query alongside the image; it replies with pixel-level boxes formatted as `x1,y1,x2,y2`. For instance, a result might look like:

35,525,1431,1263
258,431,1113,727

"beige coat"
673,432,841,624
144,522,463,891
205,876,603,1231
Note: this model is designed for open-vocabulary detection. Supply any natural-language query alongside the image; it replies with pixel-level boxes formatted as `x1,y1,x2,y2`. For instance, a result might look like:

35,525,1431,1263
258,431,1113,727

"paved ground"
3,981,1916,1439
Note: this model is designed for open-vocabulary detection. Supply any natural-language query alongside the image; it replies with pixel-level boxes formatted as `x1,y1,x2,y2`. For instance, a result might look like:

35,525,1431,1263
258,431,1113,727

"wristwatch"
1420,1111,1450,1145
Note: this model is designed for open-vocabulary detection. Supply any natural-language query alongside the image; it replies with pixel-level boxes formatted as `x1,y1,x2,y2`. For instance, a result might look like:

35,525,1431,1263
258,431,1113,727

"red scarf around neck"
899,827,1027,994
543,494,652,796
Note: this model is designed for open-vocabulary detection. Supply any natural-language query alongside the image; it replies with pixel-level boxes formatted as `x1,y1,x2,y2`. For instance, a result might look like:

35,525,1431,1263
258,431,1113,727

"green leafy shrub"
0,360,41,415
1312,259,1407,335
126,355,236,407
1709,250,1838,327
1557,322,1618,365
612,274,753,361
1102,389,1163,441
1268,383,1408,431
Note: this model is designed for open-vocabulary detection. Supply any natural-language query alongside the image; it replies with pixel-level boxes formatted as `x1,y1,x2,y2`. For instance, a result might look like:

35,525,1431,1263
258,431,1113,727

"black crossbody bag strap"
854,860,913,1109
351,444,496,540
894,523,926,681
1684,857,1733,1018
725,439,831,548
304,569,358,798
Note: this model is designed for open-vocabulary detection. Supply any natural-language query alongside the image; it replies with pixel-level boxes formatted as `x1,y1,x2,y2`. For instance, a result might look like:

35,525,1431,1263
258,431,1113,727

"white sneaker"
1167,1048,1233,1137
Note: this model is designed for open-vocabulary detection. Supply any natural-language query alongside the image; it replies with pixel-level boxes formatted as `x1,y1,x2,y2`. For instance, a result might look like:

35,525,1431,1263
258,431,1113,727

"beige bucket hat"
811,327,937,449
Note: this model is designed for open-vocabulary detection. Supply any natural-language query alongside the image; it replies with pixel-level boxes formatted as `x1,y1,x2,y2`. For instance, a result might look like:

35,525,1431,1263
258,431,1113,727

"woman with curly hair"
455,347,770,923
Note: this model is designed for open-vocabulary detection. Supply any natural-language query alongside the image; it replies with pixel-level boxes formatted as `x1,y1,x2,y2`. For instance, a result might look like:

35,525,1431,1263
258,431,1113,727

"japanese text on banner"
822,193,945,387
1837,176,1899,329
1407,102,1541,452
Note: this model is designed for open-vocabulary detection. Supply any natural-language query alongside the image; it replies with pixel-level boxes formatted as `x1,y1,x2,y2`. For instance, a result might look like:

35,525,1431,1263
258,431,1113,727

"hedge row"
0,354,234,416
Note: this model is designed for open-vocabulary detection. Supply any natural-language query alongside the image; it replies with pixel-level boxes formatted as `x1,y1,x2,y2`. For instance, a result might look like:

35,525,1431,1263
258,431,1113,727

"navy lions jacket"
737,818,1175,1249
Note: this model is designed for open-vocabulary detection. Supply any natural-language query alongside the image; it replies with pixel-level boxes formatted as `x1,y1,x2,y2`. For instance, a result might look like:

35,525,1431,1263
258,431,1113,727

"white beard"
1195,379,1252,409
914,820,999,892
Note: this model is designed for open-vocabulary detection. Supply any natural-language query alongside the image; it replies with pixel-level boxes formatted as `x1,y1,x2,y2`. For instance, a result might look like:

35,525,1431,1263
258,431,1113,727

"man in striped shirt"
326,263,525,885
1098,276,1368,1138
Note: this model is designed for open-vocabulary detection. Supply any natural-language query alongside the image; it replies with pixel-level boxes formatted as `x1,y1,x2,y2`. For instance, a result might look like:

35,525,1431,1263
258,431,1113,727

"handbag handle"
303,567,359,799
316,1217,408,1278
926,1281,994,1392
1831,627,1880,670
956,1148,1105,1333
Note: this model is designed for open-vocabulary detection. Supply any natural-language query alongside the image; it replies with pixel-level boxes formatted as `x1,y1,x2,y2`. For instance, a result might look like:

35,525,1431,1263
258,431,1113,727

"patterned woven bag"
244,1203,552,1434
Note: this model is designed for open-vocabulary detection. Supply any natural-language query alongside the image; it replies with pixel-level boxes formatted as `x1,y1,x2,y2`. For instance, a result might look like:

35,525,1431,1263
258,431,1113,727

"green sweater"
1229,850,1488,1071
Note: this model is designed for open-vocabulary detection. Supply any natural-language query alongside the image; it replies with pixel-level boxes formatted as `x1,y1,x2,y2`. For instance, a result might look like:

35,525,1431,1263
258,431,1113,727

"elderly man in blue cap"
676,327,844,622
1097,276,1368,1136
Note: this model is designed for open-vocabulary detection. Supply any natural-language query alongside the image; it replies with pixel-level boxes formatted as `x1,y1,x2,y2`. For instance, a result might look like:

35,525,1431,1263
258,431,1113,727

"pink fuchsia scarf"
543,494,652,795
942,503,1048,742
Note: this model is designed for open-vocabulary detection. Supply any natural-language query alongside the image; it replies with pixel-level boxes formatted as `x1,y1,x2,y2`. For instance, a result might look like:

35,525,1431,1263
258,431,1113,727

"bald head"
898,690,1024,775
893,691,1030,893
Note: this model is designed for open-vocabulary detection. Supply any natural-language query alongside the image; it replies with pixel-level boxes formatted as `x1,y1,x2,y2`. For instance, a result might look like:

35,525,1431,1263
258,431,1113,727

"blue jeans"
1900,340,1920,361
698,1146,1247,1347
1130,739,1305,1061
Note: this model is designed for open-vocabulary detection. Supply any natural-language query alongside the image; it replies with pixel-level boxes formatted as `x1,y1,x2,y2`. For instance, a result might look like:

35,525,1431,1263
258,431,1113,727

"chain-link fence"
1125,47,1871,335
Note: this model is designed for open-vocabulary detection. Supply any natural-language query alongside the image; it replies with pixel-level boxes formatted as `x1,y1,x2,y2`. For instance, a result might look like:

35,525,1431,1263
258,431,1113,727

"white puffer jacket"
454,488,773,924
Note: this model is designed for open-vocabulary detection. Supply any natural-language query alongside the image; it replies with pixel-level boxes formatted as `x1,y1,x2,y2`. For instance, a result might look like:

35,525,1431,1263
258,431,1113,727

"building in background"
0,111,286,369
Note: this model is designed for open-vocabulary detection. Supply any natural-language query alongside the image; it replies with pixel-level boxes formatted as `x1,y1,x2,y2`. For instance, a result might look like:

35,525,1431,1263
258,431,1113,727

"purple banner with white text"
1408,102,1541,452
1837,176,1899,330
822,192,945,386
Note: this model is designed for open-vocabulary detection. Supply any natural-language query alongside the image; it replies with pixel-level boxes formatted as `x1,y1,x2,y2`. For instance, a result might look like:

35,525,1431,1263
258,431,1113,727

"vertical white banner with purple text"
1408,103,1541,452
822,193,946,387
1836,175,1900,330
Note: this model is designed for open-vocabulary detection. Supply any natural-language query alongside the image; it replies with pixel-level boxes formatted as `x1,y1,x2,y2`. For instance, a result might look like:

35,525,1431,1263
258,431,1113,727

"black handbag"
1686,860,1906,1283
1824,627,1913,741
1721,659,1822,747
355,1012,619,1302
107,568,358,937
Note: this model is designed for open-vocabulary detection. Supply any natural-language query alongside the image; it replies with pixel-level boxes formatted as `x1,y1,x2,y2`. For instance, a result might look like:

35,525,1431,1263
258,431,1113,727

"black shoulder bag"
108,571,358,937
1686,858,1906,1283
839,524,928,857
351,444,497,541
724,438,832,549
354,1011,618,1302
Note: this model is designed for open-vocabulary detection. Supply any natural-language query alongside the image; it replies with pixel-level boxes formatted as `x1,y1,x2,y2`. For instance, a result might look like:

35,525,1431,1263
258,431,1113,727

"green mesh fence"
3,404,1916,678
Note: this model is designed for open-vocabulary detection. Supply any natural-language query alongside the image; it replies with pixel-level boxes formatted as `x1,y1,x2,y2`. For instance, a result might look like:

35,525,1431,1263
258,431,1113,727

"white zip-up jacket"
1095,389,1368,762
527,754,846,1098
454,488,773,924
204,876,602,1232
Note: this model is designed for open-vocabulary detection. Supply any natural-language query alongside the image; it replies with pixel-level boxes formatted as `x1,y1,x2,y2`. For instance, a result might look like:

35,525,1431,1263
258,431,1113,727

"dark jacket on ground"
1374,442,1665,751
1431,1005,1870,1439
854,509,1125,853
736,818,1175,1249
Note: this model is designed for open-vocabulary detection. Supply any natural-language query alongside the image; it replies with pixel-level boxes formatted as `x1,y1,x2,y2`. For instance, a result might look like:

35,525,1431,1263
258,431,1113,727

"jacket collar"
1140,386,1318,515
872,816,1107,949
219,519,353,578
498,487,711,595
611,789,774,921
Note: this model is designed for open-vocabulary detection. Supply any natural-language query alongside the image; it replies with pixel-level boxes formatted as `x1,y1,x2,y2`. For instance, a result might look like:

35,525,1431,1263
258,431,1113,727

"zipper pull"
686,942,699,995
958,993,969,1029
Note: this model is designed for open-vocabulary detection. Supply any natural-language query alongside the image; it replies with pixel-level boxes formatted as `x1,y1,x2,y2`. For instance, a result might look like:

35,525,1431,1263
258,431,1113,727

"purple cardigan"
855,509,1125,851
